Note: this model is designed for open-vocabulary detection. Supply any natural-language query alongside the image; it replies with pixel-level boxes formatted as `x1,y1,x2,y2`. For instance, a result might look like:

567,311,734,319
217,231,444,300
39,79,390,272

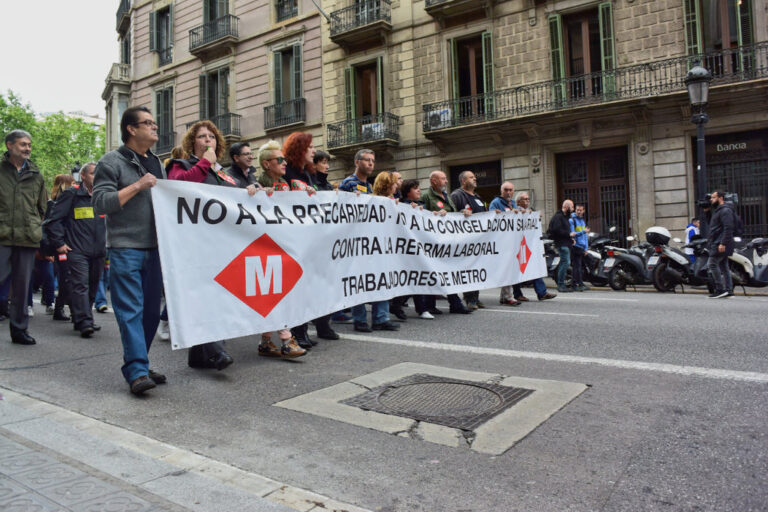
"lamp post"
685,61,712,235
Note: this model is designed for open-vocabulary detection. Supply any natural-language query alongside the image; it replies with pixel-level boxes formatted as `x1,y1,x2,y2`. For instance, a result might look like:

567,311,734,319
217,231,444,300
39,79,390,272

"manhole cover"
342,374,534,431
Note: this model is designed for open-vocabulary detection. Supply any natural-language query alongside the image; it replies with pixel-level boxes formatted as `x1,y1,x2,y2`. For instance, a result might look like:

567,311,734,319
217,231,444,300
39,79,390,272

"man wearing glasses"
225,142,260,188
93,106,166,396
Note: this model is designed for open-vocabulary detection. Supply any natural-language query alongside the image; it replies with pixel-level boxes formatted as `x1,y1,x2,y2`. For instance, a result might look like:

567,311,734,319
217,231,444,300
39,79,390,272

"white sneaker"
158,320,170,341
27,306,34,317
419,311,435,320
45,305,55,314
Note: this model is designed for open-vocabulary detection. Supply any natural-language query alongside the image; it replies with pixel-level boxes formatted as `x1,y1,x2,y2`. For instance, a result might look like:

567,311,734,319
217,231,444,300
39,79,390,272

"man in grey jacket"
93,107,166,395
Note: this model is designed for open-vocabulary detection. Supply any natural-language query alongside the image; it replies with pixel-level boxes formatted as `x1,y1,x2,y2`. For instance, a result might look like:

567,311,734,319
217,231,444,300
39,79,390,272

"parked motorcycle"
652,237,711,292
730,237,768,289
606,227,661,290
583,227,619,287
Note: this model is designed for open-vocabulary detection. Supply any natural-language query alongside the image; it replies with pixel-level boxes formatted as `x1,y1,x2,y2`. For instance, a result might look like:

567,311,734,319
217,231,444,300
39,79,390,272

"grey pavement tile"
0,401,40,425
70,491,154,512
0,491,69,511
0,451,58,475
11,462,86,490
37,476,120,507
0,436,32,459
0,475,28,501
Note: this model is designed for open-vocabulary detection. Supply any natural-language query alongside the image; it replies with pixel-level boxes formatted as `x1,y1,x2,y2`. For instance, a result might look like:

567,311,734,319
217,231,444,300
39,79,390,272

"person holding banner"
450,171,488,310
421,171,473,315
165,120,244,371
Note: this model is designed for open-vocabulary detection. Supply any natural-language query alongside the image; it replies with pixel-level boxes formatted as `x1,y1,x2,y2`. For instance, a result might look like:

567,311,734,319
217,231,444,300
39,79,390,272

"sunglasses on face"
270,157,286,164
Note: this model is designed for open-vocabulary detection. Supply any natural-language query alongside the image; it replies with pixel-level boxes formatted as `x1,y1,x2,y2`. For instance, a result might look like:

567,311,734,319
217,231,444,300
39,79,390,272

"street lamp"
685,61,712,234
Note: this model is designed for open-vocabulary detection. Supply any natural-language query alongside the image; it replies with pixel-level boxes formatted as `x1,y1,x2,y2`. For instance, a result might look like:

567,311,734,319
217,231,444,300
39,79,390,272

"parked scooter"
606,227,660,290
583,227,619,287
652,237,711,292
541,237,572,287
729,237,768,289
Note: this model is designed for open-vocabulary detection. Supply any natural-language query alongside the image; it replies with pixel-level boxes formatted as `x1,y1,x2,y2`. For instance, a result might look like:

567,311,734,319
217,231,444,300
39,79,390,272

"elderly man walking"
0,130,47,345
93,107,166,395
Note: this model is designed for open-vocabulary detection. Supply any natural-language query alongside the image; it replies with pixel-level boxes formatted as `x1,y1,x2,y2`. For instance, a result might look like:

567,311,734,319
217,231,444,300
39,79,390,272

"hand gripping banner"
151,181,546,349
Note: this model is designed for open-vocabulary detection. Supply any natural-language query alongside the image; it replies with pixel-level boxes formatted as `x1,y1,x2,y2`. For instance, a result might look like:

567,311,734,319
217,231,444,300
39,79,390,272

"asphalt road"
1,286,767,512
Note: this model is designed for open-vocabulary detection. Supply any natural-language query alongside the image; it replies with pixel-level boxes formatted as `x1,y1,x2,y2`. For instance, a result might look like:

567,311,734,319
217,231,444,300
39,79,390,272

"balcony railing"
330,0,390,37
276,0,298,22
327,112,400,149
158,47,172,66
189,15,239,53
423,42,768,132
105,63,131,85
116,0,131,32
425,0,451,6
185,113,242,137
155,131,176,155
264,98,306,130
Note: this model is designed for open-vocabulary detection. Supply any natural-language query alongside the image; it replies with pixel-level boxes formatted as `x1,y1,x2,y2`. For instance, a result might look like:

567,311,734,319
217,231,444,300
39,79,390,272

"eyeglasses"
132,120,157,128
270,157,286,164
360,157,375,163
239,152,253,157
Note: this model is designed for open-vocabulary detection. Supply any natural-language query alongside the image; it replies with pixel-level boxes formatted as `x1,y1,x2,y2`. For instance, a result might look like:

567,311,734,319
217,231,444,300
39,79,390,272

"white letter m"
245,255,282,296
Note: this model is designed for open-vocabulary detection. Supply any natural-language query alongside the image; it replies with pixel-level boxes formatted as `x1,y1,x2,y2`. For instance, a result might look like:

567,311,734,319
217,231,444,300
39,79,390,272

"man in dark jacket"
45,163,106,338
548,199,574,292
93,106,166,396
225,142,259,188
450,170,487,309
707,190,735,298
0,129,47,345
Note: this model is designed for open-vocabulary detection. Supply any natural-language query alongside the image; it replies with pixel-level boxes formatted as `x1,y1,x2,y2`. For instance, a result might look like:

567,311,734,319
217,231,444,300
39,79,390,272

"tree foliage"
0,90,105,183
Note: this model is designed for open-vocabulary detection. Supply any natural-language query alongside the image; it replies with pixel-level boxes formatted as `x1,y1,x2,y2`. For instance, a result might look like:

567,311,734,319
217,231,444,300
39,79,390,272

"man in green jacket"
0,130,47,345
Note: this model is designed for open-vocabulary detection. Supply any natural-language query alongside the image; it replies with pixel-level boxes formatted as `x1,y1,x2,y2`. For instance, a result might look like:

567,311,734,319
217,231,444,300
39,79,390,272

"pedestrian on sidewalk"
548,199,574,293
569,204,590,291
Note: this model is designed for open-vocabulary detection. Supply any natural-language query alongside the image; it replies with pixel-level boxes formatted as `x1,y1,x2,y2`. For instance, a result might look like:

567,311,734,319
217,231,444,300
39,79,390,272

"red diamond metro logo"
517,235,532,274
214,234,303,317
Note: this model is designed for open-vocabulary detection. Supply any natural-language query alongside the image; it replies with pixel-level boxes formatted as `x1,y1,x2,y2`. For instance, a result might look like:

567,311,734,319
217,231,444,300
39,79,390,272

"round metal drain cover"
377,382,502,417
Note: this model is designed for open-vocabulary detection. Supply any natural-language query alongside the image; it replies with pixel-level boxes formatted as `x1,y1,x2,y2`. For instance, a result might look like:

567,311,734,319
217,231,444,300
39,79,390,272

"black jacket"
284,163,316,191
548,210,573,248
44,186,106,258
450,188,487,213
708,202,735,255
225,164,258,189
314,172,334,191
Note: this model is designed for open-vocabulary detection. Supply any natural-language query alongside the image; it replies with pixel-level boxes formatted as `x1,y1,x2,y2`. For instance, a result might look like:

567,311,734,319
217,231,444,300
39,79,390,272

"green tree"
1,90,105,183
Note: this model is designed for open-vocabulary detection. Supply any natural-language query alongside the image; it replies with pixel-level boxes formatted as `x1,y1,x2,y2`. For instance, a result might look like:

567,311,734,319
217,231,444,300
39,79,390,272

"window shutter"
203,0,211,22
736,0,754,74
682,0,702,56
598,2,616,96
168,5,174,47
166,89,173,132
481,31,495,116
344,67,356,120
219,68,230,116
548,14,566,104
199,74,209,120
149,11,157,52
292,44,302,100
376,56,384,115
274,51,283,104
155,90,164,134
449,38,459,100
218,0,228,17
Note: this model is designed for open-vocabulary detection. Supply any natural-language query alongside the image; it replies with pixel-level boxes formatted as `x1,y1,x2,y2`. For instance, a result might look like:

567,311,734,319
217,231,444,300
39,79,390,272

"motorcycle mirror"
626,235,635,241
734,237,742,243
609,226,617,233
673,237,682,243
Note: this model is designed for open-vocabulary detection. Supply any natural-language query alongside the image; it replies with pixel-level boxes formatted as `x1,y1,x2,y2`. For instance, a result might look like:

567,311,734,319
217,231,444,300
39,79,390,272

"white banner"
151,180,546,349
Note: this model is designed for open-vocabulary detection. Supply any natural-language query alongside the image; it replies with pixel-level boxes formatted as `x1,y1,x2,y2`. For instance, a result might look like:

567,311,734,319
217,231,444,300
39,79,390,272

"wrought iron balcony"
155,131,176,155
276,0,298,22
189,15,239,55
330,0,391,47
425,0,493,22
158,47,172,66
327,112,400,149
422,42,768,133
264,98,306,130
185,113,242,138
116,0,131,33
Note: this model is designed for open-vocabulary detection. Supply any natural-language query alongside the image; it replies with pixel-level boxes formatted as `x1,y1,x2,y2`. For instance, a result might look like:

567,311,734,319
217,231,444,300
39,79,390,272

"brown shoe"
258,341,282,358
538,293,557,301
515,296,530,302
130,375,156,395
280,337,307,359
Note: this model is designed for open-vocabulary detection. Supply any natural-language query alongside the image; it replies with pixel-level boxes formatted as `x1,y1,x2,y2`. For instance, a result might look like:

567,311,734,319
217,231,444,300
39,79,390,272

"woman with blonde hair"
255,140,290,191
373,171,397,198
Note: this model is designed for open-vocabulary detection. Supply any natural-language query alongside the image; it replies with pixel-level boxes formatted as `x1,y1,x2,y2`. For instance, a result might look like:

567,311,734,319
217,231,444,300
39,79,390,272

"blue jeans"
95,262,109,308
110,248,163,383
557,246,571,287
352,301,390,325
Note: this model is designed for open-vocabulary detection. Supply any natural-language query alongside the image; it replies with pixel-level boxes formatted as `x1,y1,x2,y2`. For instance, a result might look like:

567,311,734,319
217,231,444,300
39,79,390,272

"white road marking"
548,296,639,302
482,308,599,318
340,333,768,383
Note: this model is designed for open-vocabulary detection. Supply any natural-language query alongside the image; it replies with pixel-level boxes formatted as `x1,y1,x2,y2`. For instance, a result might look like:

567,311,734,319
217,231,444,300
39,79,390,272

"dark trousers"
0,246,36,334
447,294,464,310
708,251,732,293
571,246,585,286
53,258,71,313
67,252,104,330
463,290,480,305
393,294,428,314
32,259,55,306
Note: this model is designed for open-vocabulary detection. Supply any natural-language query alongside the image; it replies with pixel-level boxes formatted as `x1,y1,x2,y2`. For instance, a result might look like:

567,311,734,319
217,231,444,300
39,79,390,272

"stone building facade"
320,0,768,239
103,0,325,164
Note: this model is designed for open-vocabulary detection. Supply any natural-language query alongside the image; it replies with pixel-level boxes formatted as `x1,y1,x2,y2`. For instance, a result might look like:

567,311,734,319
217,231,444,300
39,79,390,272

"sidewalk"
0,387,370,512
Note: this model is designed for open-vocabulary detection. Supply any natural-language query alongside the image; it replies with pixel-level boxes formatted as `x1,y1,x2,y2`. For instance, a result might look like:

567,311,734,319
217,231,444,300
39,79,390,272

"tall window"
120,33,131,65
204,0,228,22
155,87,174,153
277,0,298,22
274,44,302,104
549,2,614,102
448,31,494,118
149,7,173,66
199,67,230,122
344,57,384,119
683,0,753,75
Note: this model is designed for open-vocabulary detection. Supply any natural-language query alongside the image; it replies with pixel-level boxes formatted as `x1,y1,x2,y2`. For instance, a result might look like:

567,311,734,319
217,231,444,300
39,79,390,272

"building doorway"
556,146,630,240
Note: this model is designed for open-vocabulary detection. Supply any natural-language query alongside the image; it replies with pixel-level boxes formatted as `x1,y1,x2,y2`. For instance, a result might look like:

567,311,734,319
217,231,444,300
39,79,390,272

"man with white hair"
0,129,47,345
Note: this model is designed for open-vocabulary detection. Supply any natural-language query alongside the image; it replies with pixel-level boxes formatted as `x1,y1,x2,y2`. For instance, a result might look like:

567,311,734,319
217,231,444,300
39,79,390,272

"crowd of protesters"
2,107,559,396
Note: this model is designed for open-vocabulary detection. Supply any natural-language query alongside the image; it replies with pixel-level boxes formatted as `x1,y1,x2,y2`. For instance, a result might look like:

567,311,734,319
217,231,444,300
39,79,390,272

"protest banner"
151,180,546,349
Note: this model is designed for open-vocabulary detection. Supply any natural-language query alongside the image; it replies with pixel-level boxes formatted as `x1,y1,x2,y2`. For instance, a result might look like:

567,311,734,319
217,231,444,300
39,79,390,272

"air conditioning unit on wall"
426,108,452,130
361,122,384,140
